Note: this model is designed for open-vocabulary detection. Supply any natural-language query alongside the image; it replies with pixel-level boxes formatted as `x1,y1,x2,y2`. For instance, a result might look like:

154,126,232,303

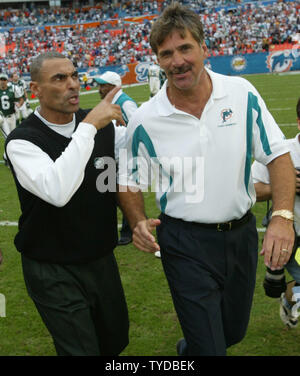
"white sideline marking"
257,228,266,232
270,108,292,111
279,123,297,126
0,221,18,226
0,221,122,228
0,221,266,232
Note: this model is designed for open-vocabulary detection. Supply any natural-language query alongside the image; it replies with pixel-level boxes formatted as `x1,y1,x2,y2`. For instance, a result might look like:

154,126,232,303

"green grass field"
0,72,299,356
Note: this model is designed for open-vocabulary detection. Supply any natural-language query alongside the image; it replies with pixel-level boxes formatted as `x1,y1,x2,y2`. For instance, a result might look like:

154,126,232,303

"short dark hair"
150,2,204,55
30,51,67,81
297,97,300,119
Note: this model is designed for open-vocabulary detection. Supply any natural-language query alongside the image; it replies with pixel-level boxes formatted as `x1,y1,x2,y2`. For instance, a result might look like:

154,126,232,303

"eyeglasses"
0,78,7,81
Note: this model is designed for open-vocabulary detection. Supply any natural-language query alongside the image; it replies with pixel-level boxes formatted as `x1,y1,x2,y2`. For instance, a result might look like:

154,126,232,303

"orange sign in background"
121,63,139,85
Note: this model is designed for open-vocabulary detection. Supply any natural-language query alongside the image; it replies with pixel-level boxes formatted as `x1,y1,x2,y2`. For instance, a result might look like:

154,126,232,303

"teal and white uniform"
114,91,137,126
119,68,288,223
112,89,138,162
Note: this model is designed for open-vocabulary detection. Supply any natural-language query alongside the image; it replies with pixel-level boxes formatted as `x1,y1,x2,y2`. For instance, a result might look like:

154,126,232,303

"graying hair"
30,51,67,81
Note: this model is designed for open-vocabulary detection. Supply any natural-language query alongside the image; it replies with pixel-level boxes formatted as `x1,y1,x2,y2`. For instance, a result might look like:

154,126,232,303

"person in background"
0,72,24,164
252,97,300,328
159,68,167,89
10,72,33,125
0,73,24,135
117,3,295,356
5,52,129,356
95,71,138,246
148,61,162,98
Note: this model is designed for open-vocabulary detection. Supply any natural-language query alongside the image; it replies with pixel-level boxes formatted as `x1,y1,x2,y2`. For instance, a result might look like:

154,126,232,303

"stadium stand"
0,0,298,76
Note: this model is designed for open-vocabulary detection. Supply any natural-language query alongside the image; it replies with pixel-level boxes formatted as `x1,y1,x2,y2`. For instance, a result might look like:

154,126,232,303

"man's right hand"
133,218,161,253
83,86,125,130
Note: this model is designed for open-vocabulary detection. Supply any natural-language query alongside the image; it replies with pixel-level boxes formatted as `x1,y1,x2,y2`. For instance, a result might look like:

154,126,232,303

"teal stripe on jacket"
245,91,272,203
115,93,137,125
132,124,172,212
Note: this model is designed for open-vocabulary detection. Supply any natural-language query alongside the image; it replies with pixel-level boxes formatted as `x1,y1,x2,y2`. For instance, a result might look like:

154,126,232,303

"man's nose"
172,50,185,66
67,75,80,89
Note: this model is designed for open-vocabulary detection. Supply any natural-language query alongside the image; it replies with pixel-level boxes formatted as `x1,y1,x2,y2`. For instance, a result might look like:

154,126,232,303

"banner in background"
22,47,300,87
78,62,151,86
206,47,300,76
82,47,300,86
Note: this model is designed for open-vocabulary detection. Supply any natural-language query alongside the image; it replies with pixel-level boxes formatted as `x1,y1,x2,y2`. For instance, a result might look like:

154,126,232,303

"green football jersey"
0,87,17,116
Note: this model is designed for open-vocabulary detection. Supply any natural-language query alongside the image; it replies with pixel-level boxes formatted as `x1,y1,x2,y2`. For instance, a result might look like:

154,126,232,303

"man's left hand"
261,216,295,270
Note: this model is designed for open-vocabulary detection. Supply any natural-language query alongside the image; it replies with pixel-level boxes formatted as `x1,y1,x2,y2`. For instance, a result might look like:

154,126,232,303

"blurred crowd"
0,1,247,26
0,1,157,27
0,0,298,76
203,1,299,55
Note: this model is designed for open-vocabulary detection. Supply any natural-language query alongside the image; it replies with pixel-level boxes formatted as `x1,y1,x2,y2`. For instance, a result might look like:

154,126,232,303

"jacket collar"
156,68,227,117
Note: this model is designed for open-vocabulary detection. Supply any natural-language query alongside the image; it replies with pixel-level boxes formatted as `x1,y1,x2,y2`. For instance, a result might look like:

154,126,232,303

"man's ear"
30,81,41,98
201,41,209,59
297,118,300,132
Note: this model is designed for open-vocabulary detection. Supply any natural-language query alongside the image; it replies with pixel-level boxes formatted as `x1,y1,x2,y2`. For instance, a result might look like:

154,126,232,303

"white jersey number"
1,95,11,110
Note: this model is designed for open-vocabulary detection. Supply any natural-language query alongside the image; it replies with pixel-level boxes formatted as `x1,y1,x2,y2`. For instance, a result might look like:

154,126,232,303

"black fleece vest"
5,110,118,264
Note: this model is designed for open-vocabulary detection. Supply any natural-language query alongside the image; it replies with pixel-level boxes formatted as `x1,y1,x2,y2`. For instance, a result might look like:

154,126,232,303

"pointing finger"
104,86,121,103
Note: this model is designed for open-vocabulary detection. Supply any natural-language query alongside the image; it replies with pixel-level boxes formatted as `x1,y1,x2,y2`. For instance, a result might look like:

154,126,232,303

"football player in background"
10,72,33,125
148,61,162,98
252,98,300,328
0,72,24,164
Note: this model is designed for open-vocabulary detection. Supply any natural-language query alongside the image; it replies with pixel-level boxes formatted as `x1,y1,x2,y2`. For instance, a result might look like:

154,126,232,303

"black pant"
157,213,258,356
21,252,129,356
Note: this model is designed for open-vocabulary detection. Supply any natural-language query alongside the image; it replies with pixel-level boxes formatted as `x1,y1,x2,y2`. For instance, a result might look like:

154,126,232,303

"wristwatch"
271,210,294,221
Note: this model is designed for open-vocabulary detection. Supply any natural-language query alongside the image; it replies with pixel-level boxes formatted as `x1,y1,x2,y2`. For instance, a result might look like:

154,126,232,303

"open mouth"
68,94,79,105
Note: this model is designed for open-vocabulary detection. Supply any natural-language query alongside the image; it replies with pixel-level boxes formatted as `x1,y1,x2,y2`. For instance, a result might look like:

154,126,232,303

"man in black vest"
5,52,129,356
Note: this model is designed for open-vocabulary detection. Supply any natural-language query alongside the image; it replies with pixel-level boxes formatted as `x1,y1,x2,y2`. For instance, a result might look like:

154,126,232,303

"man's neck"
167,71,212,119
38,108,74,125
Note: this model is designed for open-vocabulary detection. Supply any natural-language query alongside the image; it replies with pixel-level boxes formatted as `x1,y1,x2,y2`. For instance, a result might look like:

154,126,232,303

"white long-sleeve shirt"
7,107,126,208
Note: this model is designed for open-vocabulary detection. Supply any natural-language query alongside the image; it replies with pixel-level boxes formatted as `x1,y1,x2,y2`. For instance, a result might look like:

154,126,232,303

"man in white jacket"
252,97,300,328
95,71,138,246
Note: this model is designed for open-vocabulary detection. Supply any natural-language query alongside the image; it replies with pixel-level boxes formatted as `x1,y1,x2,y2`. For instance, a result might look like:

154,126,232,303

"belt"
160,210,252,232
